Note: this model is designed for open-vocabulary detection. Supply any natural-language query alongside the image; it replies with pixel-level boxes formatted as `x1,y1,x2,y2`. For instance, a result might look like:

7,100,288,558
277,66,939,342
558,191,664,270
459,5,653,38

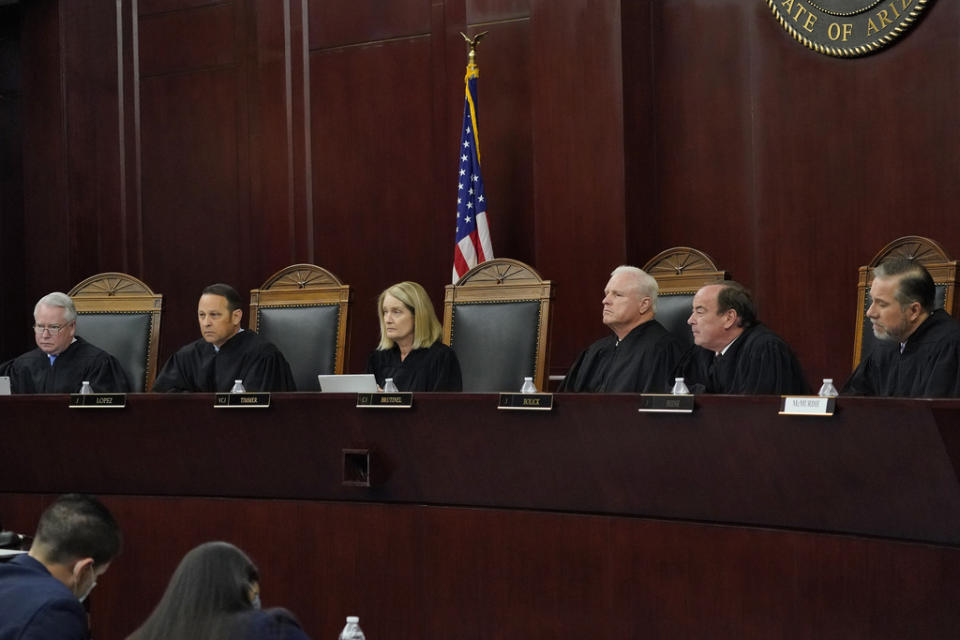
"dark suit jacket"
0,554,88,640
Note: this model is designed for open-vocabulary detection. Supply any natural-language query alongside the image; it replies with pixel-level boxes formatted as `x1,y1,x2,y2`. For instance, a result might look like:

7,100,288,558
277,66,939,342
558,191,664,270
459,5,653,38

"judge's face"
602,272,647,333
382,294,415,346
198,294,242,348
688,285,736,352
867,276,918,342
34,303,76,355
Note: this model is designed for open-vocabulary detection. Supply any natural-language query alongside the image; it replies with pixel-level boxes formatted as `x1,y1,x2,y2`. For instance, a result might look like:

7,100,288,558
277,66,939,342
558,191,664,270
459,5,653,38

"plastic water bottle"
230,379,246,394
520,376,537,393
383,378,399,393
79,380,93,395
338,616,366,640
671,377,690,395
817,378,838,397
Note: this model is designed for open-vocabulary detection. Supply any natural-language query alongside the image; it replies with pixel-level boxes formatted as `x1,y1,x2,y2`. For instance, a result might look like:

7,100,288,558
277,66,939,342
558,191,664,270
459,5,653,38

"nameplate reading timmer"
357,392,413,409
497,393,554,411
637,394,695,414
779,396,835,416
69,393,127,409
214,393,271,408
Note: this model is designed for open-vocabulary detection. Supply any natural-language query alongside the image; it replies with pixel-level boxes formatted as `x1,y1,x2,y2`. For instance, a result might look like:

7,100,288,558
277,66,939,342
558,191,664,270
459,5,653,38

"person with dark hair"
559,266,685,393
0,292,130,394
674,281,809,394
843,258,960,396
0,494,122,640
126,541,311,640
152,283,296,392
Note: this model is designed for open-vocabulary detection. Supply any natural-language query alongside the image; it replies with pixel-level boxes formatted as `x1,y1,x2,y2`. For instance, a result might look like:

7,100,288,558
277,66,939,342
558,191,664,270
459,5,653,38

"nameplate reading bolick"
357,392,413,409
69,393,127,409
637,394,695,414
779,396,836,416
214,393,271,408
497,393,554,411
767,0,934,57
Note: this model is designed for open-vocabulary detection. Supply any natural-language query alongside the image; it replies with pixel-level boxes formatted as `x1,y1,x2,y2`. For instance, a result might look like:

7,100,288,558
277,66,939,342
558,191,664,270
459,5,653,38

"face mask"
73,563,97,602
251,594,261,610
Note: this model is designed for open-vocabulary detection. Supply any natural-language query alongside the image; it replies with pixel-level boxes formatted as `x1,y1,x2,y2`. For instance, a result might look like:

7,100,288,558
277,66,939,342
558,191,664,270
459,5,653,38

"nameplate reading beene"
779,396,835,417
214,393,271,408
69,393,127,409
497,393,554,411
356,392,413,409
637,394,694,414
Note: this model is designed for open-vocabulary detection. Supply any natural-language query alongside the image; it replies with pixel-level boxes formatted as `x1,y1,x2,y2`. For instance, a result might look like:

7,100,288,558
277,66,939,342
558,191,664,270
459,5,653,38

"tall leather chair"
642,247,729,347
249,264,351,391
68,272,163,392
853,236,960,369
442,258,553,392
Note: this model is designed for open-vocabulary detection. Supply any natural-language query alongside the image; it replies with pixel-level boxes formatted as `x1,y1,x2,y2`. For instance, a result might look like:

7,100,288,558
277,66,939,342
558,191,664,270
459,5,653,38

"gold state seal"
768,0,934,57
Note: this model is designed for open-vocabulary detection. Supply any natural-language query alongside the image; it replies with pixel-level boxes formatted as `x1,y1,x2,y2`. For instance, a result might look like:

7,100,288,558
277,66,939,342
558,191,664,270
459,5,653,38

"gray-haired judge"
0,292,130,393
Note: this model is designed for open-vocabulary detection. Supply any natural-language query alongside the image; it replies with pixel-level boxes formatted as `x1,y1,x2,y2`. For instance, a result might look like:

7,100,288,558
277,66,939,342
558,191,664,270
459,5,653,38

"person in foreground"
0,494,122,640
126,541,311,640
843,257,960,397
674,281,809,394
152,283,295,392
366,281,462,391
559,265,685,393
0,292,130,393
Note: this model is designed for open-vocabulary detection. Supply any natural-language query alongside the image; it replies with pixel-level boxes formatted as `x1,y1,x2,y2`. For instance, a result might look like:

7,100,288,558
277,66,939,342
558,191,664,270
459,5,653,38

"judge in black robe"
559,265,683,393
675,281,809,395
1,336,131,394
152,283,295,392
842,258,960,397
366,281,462,392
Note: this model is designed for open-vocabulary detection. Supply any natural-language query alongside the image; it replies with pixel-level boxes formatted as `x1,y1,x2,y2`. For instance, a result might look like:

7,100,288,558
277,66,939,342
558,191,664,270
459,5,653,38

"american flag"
452,59,494,283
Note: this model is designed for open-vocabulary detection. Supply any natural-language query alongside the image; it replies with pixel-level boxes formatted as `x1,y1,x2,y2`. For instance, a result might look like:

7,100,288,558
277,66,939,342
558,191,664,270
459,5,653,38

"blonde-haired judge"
366,281,462,391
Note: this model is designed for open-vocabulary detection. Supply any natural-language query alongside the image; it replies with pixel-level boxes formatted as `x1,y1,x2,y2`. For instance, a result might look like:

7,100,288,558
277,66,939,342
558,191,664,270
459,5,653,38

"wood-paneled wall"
2,0,959,385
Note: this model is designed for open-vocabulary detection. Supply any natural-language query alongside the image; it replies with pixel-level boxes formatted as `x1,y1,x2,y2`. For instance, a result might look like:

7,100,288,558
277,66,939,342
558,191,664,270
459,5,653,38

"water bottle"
520,376,537,393
671,377,690,395
230,379,246,394
817,378,838,397
338,615,366,640
383,378,399,393
79,380,93,395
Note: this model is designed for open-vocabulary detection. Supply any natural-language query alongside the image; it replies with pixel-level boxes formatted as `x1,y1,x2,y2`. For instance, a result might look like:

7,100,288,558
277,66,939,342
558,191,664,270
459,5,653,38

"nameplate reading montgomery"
357,392,413,409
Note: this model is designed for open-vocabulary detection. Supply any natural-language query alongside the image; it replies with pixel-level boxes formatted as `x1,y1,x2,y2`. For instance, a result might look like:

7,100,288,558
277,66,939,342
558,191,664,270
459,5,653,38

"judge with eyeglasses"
0,292,130,393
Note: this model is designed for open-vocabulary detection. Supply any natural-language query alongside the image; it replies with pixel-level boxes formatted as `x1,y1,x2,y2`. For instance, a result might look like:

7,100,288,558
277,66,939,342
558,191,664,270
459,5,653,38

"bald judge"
152,283,295,392
558,266,685,393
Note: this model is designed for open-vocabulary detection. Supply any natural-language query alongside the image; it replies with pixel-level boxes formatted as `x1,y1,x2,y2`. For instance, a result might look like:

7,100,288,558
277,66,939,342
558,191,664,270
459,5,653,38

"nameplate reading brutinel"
779,396,836,416
214,393,271,408
69,393,127,409
767,0,933,57
497,393,554,411
357,392,413,409
637,394,695,414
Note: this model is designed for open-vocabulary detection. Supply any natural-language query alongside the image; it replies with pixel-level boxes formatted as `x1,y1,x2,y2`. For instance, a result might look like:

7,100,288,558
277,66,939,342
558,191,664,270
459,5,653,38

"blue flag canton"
455,80,486,243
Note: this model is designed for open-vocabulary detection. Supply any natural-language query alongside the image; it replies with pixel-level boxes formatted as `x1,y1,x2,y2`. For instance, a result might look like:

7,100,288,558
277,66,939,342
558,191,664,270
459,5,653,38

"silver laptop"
317,374,378,393
0,376,11,396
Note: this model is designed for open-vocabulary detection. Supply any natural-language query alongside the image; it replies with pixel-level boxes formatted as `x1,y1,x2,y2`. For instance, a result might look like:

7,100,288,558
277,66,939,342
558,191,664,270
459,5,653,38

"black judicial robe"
366,340,462,392
558,320,685,393
674,323,809,395
842,309,960,397
152,330,296,392
0,336,130,394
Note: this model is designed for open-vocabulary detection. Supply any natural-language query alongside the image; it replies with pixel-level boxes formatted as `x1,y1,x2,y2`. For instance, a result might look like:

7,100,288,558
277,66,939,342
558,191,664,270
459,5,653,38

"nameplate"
637,394,695,413
69,393,127,409
214,393,271,408
357,392,413,409
779,396,835,417
497,393,554,411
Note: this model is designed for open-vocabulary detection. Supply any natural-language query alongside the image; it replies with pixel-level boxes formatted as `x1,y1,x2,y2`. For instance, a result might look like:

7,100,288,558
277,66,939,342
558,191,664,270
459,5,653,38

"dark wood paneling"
467,0,530,23
307,0,431,50
138,2,236,77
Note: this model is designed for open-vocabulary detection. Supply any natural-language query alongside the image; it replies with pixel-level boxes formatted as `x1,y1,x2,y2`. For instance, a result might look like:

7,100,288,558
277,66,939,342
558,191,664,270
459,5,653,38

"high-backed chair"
642,247,729,347
249,264,351,391
68,272,163,392
853,236,960,369
442,258,553,392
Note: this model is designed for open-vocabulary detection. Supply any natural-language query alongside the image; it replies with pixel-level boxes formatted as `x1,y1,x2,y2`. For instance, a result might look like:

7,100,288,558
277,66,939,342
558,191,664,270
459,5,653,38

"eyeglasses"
33,323,71,335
